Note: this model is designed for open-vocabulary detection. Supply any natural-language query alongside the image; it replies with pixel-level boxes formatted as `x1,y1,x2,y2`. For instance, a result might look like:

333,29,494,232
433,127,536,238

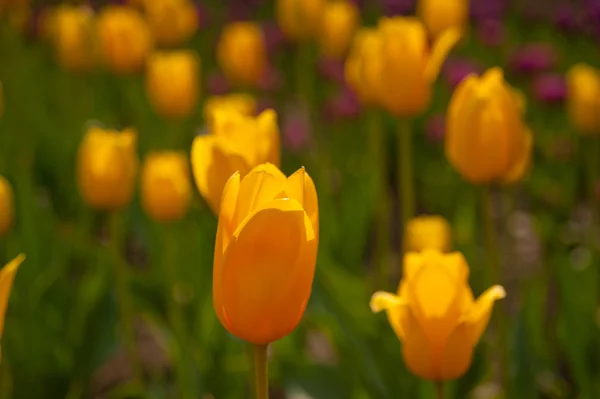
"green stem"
397,118,415,250
253,344,269,399
481,186,509,395
295,44,313,105
108,212,145,394
435,381,444,399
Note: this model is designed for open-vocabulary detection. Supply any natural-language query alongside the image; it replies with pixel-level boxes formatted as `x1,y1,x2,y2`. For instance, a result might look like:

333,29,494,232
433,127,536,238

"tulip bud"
144,0,198,47
141,152,192,223
319,0,359,60
77,127,138,211
370,250,505,381
0,177,14,237
417,0,469,40
276,0,325,41
0,254,24,352
445,68,533,184
404,215,452,253
375,17,460,117
52,5,97,71
146,50,200,119
344,28,384,106
566,63,600,136
214,163,319,344
203,93,257,124
191,109,280,213
96,6,152,74
217,22,266,88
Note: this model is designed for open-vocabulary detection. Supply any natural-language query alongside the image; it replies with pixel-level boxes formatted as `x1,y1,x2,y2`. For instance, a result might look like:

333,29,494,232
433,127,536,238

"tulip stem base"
253,344,269,399
397,118,415,249
435,381,444,399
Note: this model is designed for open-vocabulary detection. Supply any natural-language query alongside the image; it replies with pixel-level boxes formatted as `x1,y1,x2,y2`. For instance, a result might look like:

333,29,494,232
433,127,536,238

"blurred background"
1,0,600,398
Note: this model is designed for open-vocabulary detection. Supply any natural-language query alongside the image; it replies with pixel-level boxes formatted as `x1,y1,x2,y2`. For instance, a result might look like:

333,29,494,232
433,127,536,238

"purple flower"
262,22,285,54
318,57,346,84
258,66,284,92
554,4,580,32
442,57,483,89
324,85,362,122
381,0,415,16
475,18,506,47
531,73,567,104
425,114,446,143
283,103,312,151
508,43,558,74
470,0,506,22
206,72,231,95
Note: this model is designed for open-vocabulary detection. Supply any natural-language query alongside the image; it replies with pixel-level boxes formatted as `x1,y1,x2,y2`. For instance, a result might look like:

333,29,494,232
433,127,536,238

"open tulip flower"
213,163,318,345
370,250,505,381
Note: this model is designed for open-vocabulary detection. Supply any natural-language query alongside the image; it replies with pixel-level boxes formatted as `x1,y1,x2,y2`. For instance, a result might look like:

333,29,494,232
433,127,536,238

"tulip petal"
256,109,280,165
218,198,317,344
425,28,461,83
502,127,533,184
439,321,474,380
0,254,24,338
284,167,319,240
409,256,459,319
233,163,287,228
370,291,408,341
401,305,436,380
463,285,506,344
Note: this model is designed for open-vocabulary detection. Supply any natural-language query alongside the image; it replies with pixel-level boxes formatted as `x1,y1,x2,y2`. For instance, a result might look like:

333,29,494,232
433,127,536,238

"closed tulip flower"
404,215,452,253
96,6,152,74
77,127,138,211
191,109,280,213
52,5,97,71
375,17,460,117
344,28,384,106
319,0,359,60
445,68,533,184
214,163,318,344
141,152,191,223
417,0,469,40
144,0,198,47
217,22,266,88
276,0,325,41
370,250,505,381
0,254,24,358
203,93,257,124
0,177,14,237
146,50,200,119
566,63,600,135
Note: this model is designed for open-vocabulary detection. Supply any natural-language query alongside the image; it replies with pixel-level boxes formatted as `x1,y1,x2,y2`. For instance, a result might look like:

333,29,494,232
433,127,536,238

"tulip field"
1,0,600,398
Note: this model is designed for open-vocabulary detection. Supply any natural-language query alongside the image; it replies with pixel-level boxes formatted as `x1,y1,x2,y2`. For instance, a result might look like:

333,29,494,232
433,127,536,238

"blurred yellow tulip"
77,127,138,211
404,215,452,253
52,5,97,71
344,28,384,106
375,17,460,117
0,254,24,355
144,0,198,47
141,152,192,223
213,163,319,344
417,0,469,40
191,109,280,213
319,0,359,60
96,5,152,74
276,0,325,41
146,50,200,119
203,93,257,124
370,250,505,381
0,177,14,237
566,63,600,136
217,22,266,87
445,68,533,184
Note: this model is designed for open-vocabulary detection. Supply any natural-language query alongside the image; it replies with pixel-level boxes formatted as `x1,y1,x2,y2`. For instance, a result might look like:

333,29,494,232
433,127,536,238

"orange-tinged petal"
401,305,436,380
218,198,317,344
0,254,24,338
439,321,474,380
462,285,506,344
424,27,461,82
256,109,281,166
502,127,533,184
284,167,319,240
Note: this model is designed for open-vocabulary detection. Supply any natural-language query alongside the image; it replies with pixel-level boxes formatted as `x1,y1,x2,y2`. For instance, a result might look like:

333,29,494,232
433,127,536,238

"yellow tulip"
217,22,266,88
144,0,198,47
96,6,152,74
370,250,505,381
52,5,97,71
214,163,318,344
276,0,325,41
566,63,600,136
141,152,191,223
203,93,257,124
344,28,384,106
375,17,460,117
404,215,452,253
191,109,280,213
77,127,138,211
319,0,359,60
445,68,533,184
417,0,468,40
0,177,14,237
0,254,24,357
146,50,200,119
